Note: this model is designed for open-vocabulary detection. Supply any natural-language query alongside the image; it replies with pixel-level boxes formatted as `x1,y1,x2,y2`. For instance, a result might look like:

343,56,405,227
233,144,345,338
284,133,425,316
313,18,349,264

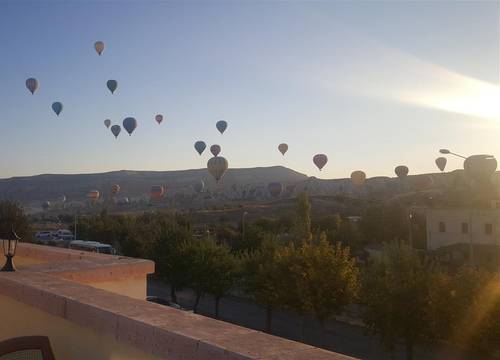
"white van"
69,240,116,255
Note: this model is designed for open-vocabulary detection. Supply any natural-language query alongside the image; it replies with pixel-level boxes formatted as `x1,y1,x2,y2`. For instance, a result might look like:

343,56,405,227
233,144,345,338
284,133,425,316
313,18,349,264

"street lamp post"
439,149,467,159
1,227,20,272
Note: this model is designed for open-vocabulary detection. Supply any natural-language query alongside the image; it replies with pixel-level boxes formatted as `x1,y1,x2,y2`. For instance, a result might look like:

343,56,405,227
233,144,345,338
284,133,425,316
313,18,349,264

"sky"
0,1,499,179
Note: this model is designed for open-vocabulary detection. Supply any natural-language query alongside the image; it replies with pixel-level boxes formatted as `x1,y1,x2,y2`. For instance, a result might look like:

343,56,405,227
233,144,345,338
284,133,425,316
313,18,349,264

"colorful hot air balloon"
25,78,39,94
123,117,137,135
395,165,409,179
351,171,366,186
464,155,497,183
107,80,118,94
52,102,63,116
150,185,165,200
210,144,221,157
87,190,100,202
155,114,163,124
104,119,111,128
313,154,328,171
216,120,227,134
111,184,121,195
278,143,288,156
193,180,205,193
435,157,447,172
194,141,206,155
268,182,284,198
94,41,105,56
110,125,121,138
207,156,228,182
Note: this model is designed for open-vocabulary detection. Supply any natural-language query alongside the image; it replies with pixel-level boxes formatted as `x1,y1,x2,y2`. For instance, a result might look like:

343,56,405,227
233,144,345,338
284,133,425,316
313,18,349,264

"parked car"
146,296,185,311
34,231,54,244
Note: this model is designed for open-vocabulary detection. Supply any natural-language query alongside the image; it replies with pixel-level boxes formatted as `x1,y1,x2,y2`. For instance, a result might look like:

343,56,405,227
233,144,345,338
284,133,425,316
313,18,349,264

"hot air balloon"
123,117,137,135
268,182,284,198
52,102,63,116
313,154,328,171
216,120,227,134
193,180,205,193
351,171,366,187
435,157,447,172
42,201,51,210
94,41,105,56
110,125,121,138
107,80,118,94
210,144,221,157
25,78,39,95
464,155,497,183
150,185,165,200
155,114,163,124
395,165,409,179
194,141,206,155
207,156,228,182
111,184,121,195
87,190,100,202
278,143,288,156
104,119,111,128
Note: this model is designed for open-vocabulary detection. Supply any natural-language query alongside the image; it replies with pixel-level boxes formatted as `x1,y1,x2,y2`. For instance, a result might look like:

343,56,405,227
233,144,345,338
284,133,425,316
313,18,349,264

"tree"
0,201,31,240
278,234,359,341
181,238,238,315
204,242,239,318
362,241,433,360
145,214,193,304
301,235,359,328
427,268,500,356
242,236,287,333
292,192,312,243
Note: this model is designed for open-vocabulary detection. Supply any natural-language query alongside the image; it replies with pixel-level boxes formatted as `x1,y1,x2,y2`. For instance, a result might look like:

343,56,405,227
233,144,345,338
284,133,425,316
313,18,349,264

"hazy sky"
0,1,498,179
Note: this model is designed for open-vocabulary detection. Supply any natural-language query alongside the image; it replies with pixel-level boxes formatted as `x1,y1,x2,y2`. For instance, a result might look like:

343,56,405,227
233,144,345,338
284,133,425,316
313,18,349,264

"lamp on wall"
1,226,20,272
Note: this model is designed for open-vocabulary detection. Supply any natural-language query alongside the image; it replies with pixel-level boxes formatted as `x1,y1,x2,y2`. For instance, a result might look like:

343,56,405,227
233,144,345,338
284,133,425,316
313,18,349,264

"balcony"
0,243,354,359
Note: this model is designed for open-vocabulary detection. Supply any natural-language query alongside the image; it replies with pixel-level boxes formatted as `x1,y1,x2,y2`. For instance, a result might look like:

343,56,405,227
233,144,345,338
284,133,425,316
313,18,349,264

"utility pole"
408,208,414,248
469,209,474,267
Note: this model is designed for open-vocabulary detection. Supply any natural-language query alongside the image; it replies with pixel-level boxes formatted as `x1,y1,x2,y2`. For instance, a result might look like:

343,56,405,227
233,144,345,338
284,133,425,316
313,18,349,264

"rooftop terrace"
0,243,355,359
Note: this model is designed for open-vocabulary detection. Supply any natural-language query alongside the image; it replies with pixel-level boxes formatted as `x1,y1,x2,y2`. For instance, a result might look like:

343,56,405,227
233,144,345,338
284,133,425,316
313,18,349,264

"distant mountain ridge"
2,166,499,206
0,166,308,203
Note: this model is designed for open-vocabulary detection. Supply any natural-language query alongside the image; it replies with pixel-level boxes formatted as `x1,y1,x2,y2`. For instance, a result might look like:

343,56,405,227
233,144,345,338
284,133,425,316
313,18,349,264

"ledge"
16,243,155,283
0,243,356,359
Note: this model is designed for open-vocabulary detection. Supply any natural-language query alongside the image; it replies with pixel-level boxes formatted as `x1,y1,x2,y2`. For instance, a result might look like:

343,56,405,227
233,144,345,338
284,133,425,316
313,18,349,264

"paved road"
147,277,475,360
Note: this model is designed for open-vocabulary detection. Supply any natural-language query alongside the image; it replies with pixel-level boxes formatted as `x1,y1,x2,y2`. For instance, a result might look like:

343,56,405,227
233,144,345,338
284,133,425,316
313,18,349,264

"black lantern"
2,226,20,272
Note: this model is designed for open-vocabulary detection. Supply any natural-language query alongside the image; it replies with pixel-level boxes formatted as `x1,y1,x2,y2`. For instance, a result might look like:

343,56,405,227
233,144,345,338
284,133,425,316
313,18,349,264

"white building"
426,208,500,250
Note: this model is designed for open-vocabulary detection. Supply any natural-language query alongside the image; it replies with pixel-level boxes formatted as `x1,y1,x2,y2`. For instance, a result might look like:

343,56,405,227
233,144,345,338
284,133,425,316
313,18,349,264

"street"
147,278,474,360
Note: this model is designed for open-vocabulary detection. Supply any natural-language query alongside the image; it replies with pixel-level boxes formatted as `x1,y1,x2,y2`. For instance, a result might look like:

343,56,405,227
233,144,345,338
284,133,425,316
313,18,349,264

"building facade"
426,208,500,250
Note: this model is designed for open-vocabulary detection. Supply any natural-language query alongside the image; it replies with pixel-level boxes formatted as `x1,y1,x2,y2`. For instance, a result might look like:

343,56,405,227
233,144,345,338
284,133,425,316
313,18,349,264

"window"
461,222,469,234
438,222,446,233
485,223,493,235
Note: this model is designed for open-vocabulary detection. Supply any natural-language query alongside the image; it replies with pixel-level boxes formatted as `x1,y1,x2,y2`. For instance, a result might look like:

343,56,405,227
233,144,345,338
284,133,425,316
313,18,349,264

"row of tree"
3,195,499,359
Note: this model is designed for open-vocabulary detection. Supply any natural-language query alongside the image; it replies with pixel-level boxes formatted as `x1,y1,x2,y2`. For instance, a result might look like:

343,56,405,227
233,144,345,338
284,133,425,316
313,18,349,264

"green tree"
362,241,433,360
0,201,31,240
181,238,238,315
278,235,359,341
145,214,193,304
428,268,500,356
242,236,287,333
205,242,239,318
292,192,312,243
